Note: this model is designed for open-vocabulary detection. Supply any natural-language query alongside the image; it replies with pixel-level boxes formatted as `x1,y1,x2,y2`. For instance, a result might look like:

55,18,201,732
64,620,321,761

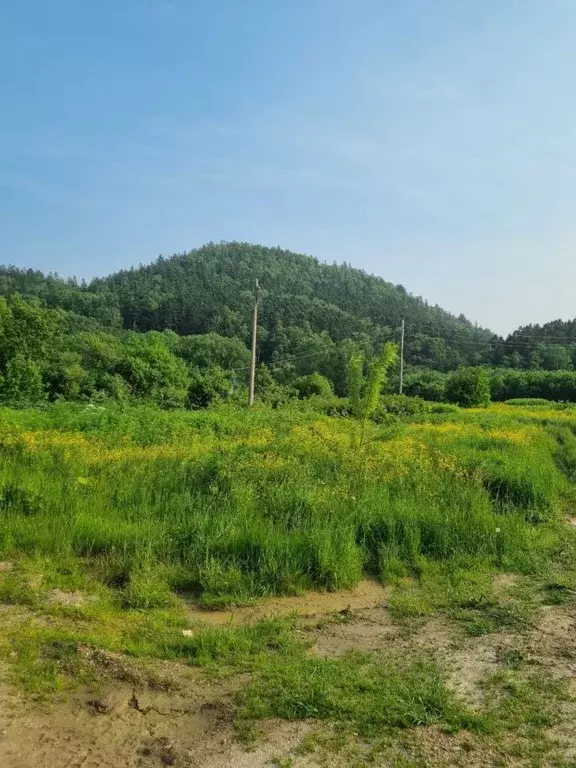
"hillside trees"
2,242,576,407
0,242,495,372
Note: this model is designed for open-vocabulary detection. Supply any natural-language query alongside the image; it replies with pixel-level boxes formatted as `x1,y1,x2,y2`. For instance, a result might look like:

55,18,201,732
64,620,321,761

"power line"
226,324,576,383
403,332,576,348
231,337,576,376
233,348,332,374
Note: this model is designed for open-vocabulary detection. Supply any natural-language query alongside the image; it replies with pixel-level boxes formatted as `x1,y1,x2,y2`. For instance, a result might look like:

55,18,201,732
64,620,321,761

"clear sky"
1,0,575,335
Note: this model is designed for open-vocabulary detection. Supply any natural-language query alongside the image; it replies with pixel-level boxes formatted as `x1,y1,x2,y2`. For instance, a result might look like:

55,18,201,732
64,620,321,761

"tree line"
1,241,576,407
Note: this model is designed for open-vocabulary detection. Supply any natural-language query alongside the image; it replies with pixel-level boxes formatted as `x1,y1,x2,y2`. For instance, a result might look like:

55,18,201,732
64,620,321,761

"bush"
493,370,576,402
378,394,431,417
427,402,459,414
295,394,350,416
446,367,490,408
294,373,333,399
403,370,447,402
1,355,45,405
187,366,233,408
504,398,553,407
177,333,250,370
255,365,296,408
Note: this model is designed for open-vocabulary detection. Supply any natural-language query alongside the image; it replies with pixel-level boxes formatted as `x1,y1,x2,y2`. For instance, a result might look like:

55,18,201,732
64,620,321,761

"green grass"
387,561,538,636
238,653,480,735
0,401,568,609
0,607,303,693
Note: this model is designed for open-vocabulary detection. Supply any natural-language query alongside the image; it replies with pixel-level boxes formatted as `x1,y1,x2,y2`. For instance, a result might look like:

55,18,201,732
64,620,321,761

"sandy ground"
0,579,574,768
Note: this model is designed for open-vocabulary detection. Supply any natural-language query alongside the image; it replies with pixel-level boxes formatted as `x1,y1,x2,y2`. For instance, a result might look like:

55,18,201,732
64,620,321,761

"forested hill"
0,242,495,372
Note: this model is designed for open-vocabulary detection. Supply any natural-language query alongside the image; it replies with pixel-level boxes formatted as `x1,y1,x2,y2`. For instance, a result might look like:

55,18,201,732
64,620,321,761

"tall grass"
0,402,571,606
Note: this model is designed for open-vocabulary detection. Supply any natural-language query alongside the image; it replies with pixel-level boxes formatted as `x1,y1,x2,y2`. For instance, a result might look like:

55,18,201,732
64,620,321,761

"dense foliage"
0,242,494,375
1,241,576,405
405,368,576,404
445,367,491,408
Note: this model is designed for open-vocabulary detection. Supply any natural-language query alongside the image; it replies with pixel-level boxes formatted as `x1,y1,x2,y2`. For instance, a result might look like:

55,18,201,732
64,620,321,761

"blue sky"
1,0,576,334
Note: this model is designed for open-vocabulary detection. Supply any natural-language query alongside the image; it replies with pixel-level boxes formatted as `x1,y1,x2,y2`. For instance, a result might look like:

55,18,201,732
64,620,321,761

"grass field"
1,399,576,766
0,400,573,604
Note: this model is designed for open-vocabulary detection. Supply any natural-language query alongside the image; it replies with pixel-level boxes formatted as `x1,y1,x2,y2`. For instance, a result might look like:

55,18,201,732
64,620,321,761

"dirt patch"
493,572,520,592
47,589,99,607
186,578,390,627
311,603,397,657
0,676,313,768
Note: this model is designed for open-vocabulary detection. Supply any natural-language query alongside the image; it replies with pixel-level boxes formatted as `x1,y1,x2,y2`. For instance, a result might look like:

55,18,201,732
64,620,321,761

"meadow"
0,398,573,609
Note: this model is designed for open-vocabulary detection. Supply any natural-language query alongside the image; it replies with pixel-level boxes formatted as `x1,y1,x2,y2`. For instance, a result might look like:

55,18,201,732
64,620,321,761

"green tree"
177,332,250,371
1,354,45,404
446,367,490,408
347,343,398,421
44,351,88,400
530,344,572,371
0,295,61,368
0,242,496,374
403,370,447,402
255,364,295,407
119,334,190,408
187,367,233,408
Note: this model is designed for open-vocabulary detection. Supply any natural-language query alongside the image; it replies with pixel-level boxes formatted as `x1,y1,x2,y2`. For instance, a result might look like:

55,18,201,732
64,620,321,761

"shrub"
347,344,398,419
187,366,233,408
1,355,45,405
294,373,333,399
378,394,431,417
374,396,459,420
403,370,447,402
446,367,490,408
255,365,297,407
494,370,576,402
504,398,553,407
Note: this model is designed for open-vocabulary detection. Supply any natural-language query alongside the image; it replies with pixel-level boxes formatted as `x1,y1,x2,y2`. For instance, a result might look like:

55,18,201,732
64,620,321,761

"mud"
186,578,390,627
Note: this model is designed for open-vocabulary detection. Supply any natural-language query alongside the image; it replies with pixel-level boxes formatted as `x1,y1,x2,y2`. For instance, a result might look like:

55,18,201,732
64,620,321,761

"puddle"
186,578,389,627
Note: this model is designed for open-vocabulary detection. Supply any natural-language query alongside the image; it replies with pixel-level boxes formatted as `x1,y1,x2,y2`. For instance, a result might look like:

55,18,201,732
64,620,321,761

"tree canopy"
0,241,576,406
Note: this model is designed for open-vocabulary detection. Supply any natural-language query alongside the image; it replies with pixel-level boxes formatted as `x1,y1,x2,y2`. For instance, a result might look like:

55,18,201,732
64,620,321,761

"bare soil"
0,580,574,768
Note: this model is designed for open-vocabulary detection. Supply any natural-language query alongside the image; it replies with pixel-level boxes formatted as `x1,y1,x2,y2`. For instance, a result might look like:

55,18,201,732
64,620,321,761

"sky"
1,0,576,335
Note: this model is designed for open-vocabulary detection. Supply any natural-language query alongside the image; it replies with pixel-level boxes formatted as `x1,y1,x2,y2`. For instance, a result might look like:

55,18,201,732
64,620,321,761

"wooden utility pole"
248,279,260,406
399,319,405,395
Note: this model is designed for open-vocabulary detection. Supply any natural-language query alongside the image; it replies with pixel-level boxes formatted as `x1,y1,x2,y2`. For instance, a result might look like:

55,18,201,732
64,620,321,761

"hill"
4,241,576,405
0,241,495,374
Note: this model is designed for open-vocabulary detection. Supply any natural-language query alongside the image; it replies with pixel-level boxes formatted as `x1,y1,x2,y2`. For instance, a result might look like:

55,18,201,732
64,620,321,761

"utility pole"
248,279,260,406
399,319,405,395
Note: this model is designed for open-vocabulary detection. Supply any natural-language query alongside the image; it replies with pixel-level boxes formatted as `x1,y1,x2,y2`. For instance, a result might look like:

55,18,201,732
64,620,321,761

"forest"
0,241,575,406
